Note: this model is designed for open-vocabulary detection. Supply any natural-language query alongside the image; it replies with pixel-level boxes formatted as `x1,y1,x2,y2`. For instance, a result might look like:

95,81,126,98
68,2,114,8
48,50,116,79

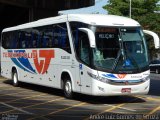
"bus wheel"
12,70,19,87
64,79,73,99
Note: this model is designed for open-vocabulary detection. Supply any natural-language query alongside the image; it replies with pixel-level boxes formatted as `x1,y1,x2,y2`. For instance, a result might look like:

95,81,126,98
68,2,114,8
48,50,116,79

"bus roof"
68,14,140,27
2,14,140,32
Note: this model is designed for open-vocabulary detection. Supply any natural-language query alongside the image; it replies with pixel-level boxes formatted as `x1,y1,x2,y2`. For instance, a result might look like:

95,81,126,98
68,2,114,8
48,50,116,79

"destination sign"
98,33,115,39
96,28,117,33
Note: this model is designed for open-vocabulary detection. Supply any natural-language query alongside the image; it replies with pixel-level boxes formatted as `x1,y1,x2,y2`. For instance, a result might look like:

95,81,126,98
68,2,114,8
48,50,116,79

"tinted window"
70,22,88,54
79,31,90,65
2,23,71,53
70,22,90,65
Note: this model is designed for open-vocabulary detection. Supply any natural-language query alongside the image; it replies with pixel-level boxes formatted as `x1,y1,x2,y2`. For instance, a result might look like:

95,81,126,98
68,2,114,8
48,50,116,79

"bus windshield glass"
92,27,149,74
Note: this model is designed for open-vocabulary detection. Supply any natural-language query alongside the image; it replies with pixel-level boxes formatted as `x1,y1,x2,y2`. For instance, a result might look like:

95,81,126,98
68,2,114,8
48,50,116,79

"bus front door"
78,31,92,94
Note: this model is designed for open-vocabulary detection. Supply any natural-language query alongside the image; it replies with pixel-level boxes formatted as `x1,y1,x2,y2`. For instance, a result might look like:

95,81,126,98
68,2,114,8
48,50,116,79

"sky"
58,0,160,15
58,0,108,15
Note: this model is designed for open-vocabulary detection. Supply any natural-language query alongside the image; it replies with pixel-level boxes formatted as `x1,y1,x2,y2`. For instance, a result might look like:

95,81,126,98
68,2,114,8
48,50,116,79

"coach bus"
1,14,159,98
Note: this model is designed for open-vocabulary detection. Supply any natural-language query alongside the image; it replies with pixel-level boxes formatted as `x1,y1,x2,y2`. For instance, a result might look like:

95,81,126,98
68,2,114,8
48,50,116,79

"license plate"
121,88,131,93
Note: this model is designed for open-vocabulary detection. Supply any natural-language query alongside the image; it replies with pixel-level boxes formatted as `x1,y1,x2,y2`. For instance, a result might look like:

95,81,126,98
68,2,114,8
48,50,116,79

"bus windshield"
92,27,149,74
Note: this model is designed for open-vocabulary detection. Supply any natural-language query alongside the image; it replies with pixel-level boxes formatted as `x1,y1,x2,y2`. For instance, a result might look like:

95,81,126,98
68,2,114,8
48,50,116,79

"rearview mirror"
143,30,160,49
78,28,96,48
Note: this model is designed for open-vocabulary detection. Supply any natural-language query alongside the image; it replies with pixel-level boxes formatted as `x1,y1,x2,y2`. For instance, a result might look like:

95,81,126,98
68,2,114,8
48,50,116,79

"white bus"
1,14,159,98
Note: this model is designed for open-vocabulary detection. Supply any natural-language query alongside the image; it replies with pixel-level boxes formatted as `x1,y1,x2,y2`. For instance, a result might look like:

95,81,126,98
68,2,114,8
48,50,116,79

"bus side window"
36,32,41,48
61,23,71,53
7,32,15,49
39,34,43,48
30,32,36,48
53,25,59,48
54,36,59,47
21,33,26,49
2,32,10,49
78,31,90,65
48,36,53,48
45,36,49,47
13,32,19,49
70,22,89,55
17,31,22,48
38,28,44,48
24,32,31,48
42,35,47,47
33,34,37,48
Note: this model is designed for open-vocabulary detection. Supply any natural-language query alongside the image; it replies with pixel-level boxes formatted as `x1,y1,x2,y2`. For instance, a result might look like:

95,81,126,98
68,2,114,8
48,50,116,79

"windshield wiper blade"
112,50,121,71
111,33,125,72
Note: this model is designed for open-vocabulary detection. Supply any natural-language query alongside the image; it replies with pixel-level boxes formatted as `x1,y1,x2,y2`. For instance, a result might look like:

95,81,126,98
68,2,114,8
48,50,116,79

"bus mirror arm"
78,28,96,48
143,30,160,49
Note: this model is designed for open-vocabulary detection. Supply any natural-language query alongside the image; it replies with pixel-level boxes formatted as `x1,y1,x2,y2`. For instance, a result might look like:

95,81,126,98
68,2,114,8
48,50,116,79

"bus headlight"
141,76,150,82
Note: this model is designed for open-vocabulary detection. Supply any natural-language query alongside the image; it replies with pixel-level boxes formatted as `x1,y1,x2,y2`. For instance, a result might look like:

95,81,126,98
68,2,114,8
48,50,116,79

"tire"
63,79,73,99
12,70,19,87
155,69,160,74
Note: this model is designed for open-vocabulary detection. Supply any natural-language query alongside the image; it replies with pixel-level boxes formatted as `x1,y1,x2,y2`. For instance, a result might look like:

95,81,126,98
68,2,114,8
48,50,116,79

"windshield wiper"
112,33,126,71
112,50,121,71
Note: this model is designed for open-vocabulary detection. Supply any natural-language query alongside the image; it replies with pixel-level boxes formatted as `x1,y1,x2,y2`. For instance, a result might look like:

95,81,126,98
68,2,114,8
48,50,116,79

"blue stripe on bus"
8,50,36,74
11,58,34,74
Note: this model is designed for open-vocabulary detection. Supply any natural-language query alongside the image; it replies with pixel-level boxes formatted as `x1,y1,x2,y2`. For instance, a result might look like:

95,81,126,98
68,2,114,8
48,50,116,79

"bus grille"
107,79,145,85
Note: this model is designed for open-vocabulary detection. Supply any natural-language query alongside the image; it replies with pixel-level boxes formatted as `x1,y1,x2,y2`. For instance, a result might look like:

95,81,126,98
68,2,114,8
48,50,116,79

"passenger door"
77,31,92,94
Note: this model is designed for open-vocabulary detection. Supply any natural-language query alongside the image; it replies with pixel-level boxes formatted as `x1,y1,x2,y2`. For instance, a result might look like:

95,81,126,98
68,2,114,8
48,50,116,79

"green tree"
103,0,160,60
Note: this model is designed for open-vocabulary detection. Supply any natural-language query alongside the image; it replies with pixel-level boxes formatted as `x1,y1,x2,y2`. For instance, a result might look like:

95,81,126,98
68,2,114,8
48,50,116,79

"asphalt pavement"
0,74,159,120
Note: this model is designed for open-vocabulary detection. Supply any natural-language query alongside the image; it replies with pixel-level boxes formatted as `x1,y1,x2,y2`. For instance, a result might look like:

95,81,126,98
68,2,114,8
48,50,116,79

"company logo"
33,50,54,74
117,74,127,79
3,50,55,74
